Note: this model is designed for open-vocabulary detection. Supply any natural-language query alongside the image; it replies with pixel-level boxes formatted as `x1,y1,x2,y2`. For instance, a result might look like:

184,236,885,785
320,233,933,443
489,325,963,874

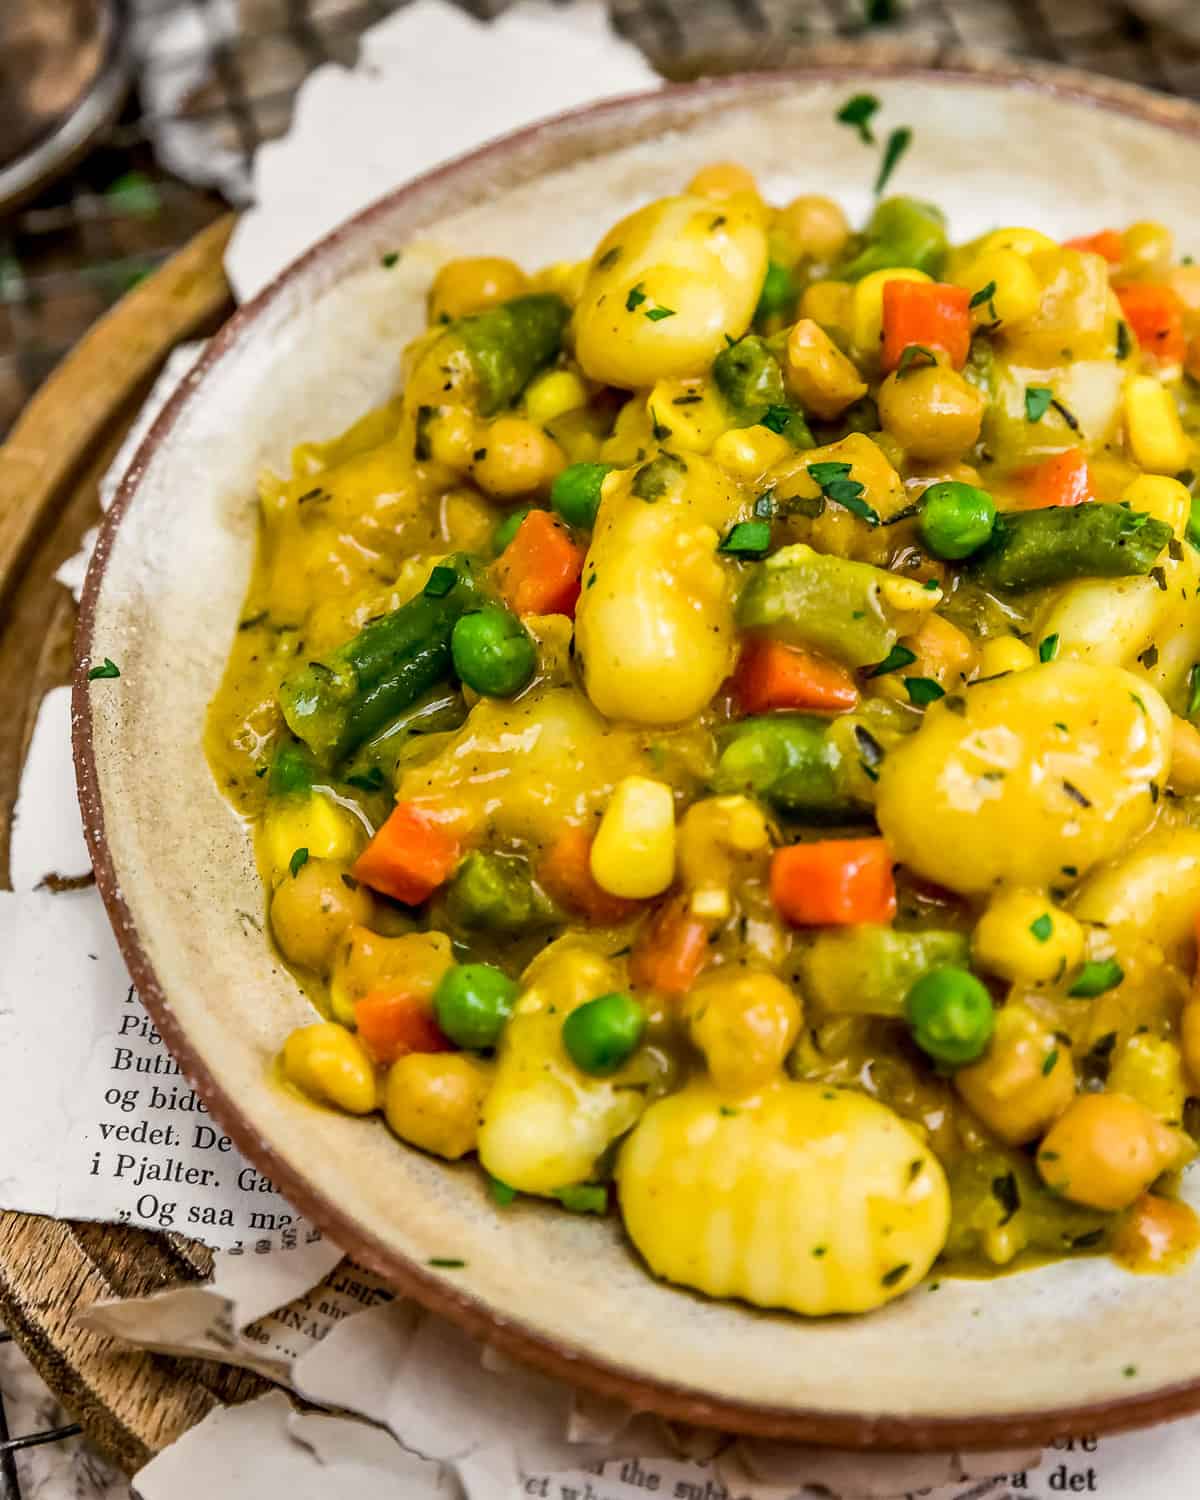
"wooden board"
0,215,270,1474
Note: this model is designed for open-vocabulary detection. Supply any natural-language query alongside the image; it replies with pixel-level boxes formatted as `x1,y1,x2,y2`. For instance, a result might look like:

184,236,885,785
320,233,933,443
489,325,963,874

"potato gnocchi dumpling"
207,161,1200,1319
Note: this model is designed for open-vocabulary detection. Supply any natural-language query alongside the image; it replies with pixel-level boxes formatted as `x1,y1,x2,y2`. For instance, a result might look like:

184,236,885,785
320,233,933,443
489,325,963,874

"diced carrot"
1116,282,1187,365
352,801,459,905
1063,229,1123,264
880,281,971,373
629,894,712,997
1020,447,1096,510
354,989,452,1065
538,827,641,925
734,636,859,715
770,838,896,926
495,509,585,617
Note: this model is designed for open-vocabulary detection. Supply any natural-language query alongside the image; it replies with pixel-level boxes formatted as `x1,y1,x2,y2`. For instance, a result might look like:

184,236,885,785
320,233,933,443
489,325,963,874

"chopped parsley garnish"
1116,320,1132,360
649,408,672,441
595,246,621,271
289,847,309,878
1138,643,1159,669
812,1244,828,1257
423,564,457,598
1038,633,1059,662
380,251,399,268
806,458,880,525
881,1263,910,1287
968,279,999,322
346,768,385,793
867,643,918,678
1068,958,1124,998
991,1172,1020,1225
718,520,772,557
1124,1365,1138,1378
555,1184,608,1215
87,657,121,681
836,93,881,145
896,343,938,376
1025,386,1054,423
1070,1229,1104,1251
875,126,912,195
1062,779,1092,808
1188,661,1200,717
646,305,676,322
854,724,885,782
904,676,945,706
1030,913,1053,943
1042,1048,1059,1076
1050,397,1080,431
760,404,795,434
428,1257,466,1268
719,1105,739,1117
488,1176,517,1207
625,283,646,311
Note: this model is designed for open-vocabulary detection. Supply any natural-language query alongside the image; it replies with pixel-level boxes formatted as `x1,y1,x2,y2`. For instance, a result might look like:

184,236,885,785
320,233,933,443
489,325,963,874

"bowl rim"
73,53,1200,1451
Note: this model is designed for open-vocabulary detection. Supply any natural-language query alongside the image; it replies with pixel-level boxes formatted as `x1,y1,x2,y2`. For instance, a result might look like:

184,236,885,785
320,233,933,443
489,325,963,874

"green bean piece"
551,462,611,530
795,925,970,1018
714,714,860,818
735,543,908,667
969,504,1172,593
445,851,559,933
713,335,787,415
455,294,571,415
267,741,314,798
755,261,798,323
837,197,948,282
278,554,482,764
493,505,532,556
433,962,519,1050
451,606,536,697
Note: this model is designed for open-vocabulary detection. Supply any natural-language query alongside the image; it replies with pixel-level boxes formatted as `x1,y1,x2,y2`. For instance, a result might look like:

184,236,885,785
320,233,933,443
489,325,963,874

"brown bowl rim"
73,53,1200,1451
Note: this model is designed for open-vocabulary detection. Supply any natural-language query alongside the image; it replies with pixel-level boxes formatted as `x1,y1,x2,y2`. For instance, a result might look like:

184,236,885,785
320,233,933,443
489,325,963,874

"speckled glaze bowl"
75,60,1200,1450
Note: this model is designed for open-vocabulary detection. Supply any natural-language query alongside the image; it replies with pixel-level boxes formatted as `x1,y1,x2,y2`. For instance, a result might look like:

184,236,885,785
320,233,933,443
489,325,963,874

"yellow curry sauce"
207,158,1200,1317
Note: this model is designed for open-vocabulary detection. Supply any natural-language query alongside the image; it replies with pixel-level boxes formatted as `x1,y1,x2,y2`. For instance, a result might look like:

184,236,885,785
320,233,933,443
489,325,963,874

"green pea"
433,963,518,1050
492,505,532,556
451,606,536,697
755,261,797,322
918,480,997,561
562,992,646,1075
904,966,995,1067
551,462,611,530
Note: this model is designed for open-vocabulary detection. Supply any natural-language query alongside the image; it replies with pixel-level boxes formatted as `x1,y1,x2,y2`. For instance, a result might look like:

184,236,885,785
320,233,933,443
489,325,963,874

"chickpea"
428,256,527,324
682,969,801,1096
1036,1092,1183,1211
385,1052,492,1159
473,417,565,499
1121,221,1174,280
270,858,371,974
776,194,850,264
955,1003,1075,1146
898,611,976,691
282,1022,376,1115
799,279,853,336
677,794,771,921
687,161,760,201
427,406,478,470
877,363,984,462
971,890,1085,986
783,319,867,419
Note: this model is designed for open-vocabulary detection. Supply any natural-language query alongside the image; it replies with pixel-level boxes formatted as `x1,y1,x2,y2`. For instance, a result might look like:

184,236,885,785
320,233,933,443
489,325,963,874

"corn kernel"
1122,221,1174,279
1121,473,1190,536
590,776,676,899
282,1022,377,1115
1108,1034,1186,1123
524,370,588,427
682,970,801,1096
710,425,792,477
978,636,1038,677
851,268,932,360
263,793,358,877
971,889,1085,985
977,226,1059,258
1124,375,1192,473
955,248,1041,327
784,319,868,419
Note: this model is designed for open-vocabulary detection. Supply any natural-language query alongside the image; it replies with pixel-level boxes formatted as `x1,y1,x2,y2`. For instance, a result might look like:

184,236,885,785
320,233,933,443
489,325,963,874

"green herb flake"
625,283,647,312
1117,320,1132,360
718,520,772,557
875,126,912,196
836,93,881,145
87,658,121,681
1030,913,1053,943
1025,386,1054,423
1068,958,1124,998
428,1257,466,1268
645,305,676,322
346,768,385,793
867,644,918,678
759,404,795,435
1051,397,1080,432
896,343,938,376
922,578,940,591
488,1175,517,1207
1124,1364,1138,1378
881,1262,911,1287
904,676,945,706
555,1184,608,1215
1189,662,1200,718
812,1244,828,1257
1042,1048,1059,1076
968,279,998,312
1039,633,1059,663
595,246,621,271
423,564,457,598
380,251,400,269
289,847,310,878
719,1105,740,1117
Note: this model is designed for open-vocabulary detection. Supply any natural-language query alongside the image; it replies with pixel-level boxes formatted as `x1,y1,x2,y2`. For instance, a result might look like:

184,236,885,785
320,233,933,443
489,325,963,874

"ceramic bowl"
75,60,1200,1449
